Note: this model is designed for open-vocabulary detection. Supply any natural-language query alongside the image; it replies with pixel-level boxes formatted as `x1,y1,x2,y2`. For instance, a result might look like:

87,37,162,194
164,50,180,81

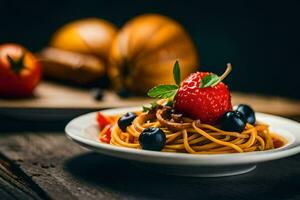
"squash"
50,18,117,59
108,14,199,95
40,18,117,84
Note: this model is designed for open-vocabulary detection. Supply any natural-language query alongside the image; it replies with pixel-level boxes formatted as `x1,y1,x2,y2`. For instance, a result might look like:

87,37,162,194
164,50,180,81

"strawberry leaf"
147,85,178,99
199,73,220,88
173,60,181,86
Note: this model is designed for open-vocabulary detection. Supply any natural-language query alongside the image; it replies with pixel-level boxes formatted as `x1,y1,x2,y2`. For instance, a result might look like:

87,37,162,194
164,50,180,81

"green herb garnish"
199,73,219,88
173,60,181,86
199,63,232,88
147,60,180,99
143,102,158,112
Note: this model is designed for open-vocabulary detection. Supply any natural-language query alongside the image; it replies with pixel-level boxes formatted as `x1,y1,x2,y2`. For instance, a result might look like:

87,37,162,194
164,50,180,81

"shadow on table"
0,115,68,133
64,152,300,200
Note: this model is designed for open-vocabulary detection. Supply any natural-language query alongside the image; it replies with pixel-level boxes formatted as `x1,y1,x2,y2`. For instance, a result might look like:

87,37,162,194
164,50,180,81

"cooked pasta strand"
100,109,284,154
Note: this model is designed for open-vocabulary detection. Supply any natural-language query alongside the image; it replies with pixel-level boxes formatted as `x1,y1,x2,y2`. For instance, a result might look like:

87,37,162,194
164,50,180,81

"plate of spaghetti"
66,61,300,177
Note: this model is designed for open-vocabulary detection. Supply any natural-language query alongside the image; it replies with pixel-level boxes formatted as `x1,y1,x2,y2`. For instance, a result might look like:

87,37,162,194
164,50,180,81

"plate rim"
65,106,300,166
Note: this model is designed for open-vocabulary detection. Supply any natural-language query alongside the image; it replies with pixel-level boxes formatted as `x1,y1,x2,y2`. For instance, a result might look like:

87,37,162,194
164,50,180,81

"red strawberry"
147,61,233,124
174,71,232,124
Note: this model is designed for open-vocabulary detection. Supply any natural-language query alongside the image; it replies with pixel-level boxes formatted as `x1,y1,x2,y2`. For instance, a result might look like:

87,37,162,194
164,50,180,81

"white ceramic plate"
65,107,300,177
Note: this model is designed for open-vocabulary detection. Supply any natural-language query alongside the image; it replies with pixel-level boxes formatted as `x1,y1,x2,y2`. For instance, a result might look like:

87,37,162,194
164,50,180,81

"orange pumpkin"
51,18,117,59
109,14,199,94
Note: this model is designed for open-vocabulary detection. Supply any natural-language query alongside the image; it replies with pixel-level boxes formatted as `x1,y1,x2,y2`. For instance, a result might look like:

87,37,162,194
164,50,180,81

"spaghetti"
101,106,285,154
98,62,286,153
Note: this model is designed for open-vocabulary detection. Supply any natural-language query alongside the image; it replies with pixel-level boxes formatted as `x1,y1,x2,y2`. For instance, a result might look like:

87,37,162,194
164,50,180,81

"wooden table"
1,118,300,200
1,84,300,199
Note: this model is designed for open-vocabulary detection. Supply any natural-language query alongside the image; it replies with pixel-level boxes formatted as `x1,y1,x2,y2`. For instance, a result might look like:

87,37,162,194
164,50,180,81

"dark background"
1,0,299,99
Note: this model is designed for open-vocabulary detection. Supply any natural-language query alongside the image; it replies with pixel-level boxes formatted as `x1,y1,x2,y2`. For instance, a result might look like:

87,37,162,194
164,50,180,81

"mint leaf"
143,106,151,112
147,85,178,99
173,60,181,86
142,102,158,112
199,74,220,88
166,100,173,107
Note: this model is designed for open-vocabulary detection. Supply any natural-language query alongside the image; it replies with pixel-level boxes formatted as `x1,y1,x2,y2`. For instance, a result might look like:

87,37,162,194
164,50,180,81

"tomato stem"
7,53,26,74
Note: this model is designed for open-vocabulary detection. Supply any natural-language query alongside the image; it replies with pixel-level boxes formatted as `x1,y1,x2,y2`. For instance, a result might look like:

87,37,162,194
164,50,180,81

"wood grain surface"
0,81,152,109
0,128,300,200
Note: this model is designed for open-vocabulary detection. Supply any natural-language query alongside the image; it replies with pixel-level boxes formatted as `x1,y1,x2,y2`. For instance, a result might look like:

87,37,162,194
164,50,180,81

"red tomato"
96,112,110,129
0,43,41,97
100,124,113,144
273,137,284,148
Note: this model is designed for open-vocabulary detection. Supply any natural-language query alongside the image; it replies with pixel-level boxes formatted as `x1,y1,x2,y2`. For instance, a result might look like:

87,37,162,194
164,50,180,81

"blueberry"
117,112,136,132
236,104,256,125
91,88,104,101
220,111,246,133
139,127,166,151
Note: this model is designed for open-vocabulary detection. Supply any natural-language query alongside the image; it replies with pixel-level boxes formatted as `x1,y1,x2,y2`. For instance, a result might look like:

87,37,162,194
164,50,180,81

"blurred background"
0,0,299,99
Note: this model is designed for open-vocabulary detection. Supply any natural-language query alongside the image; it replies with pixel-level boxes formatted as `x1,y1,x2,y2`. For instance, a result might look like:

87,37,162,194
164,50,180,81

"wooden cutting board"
0,81,299,117
0,81,152,109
